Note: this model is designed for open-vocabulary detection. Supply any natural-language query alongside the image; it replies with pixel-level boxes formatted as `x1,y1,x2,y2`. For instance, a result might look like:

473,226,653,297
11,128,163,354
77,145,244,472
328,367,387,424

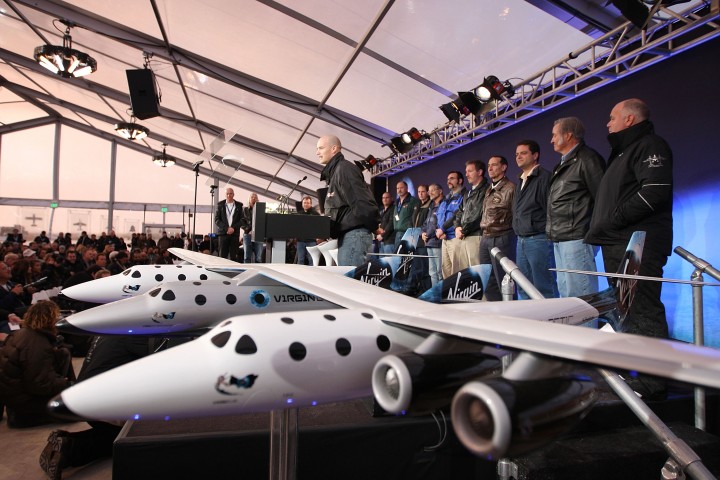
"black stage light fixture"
476,76,516,102
390,128,428,154
439,92,483,123
609,0,650,29
355,155,378,171
34,22,97,78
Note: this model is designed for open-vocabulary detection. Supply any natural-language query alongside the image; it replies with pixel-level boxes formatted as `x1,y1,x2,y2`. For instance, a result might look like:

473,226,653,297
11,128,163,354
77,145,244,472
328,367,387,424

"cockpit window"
131,270,142,278
148,287,161,297
122,269,131,276
161,290,176,301
235,335,257,355
211,331,231,348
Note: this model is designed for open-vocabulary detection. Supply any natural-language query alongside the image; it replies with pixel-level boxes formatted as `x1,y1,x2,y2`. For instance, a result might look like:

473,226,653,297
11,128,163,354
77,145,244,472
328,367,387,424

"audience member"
586,99,673,337
480,155,516,301
376,192,395,254
0,300,74,428
38,335,152,479
421,183,444,286
296,196,320,265
242,193,264,263
391,181,419,252
452,160,488,273
215,187,243,261
0,261,27,314
5,228,24,245
512,140,558,299
35,231,50,245
547,117,606,297
435,171,466,278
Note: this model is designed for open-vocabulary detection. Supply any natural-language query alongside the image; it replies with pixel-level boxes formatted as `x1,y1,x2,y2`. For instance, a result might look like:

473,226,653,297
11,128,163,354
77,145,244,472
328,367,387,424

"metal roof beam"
10,0,394,142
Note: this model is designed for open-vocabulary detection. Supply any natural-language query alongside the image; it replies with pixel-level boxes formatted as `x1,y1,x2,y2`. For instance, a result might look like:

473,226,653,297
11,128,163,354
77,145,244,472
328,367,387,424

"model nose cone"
56,319,92,336
47,394,86,422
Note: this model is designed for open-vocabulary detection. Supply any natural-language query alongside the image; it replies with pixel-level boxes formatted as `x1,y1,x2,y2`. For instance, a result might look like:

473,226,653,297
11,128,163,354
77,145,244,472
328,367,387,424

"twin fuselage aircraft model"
51,235,720,460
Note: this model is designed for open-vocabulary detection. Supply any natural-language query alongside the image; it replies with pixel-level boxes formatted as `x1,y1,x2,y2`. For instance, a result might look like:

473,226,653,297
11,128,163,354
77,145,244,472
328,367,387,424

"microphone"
297,176,307,184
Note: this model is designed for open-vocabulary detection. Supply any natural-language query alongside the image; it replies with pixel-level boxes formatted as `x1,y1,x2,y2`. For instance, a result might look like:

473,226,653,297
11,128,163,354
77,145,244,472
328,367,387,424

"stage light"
609,0,651,29
33,22,97,78
476,76,515,102
439,92,483,123
114,117,149,141
390,128,428,154
152,144,176,167
355,155,378,171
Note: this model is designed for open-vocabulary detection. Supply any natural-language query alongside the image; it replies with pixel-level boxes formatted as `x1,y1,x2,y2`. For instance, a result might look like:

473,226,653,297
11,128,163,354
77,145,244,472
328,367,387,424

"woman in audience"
0,300,75,428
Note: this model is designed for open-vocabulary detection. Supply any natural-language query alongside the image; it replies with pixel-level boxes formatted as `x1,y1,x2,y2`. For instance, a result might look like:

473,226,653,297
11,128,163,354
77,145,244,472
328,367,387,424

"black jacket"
546,143,606,242
378,204,395,245
320,153,379,236
512,166,551,236
585,120,673,254
215,200,244,237
453,179,489,236
0,327,70,408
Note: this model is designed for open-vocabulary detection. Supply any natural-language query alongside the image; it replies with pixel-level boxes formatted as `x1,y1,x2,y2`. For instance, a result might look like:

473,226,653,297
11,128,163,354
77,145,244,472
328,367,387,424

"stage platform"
112,385,720,480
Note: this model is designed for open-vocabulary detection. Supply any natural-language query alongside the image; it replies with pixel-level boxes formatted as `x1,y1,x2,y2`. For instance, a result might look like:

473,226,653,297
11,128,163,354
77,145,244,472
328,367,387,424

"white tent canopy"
0,0,713,239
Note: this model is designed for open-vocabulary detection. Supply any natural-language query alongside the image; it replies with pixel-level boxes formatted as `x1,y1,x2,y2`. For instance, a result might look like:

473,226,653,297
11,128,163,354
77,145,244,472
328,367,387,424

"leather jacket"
320,153,380,236
546,143,606,242
481,176,515,237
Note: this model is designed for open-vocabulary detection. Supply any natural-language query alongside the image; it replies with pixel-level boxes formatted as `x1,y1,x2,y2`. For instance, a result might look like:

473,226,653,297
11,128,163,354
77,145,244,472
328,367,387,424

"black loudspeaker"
126,69,160,119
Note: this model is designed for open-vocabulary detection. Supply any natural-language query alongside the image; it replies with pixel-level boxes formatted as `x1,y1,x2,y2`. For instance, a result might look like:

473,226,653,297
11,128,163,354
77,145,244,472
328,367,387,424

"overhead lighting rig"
34,21,97,78
389,128,429,154
152,144,176,167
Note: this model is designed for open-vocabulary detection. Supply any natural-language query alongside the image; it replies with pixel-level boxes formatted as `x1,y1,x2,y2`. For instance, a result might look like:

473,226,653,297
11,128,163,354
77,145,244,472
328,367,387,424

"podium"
252,202,332,263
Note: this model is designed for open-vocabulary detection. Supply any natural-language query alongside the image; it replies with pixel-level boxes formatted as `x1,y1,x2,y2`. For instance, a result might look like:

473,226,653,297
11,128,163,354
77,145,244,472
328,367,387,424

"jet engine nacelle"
450,376,597,460
371,352,502,415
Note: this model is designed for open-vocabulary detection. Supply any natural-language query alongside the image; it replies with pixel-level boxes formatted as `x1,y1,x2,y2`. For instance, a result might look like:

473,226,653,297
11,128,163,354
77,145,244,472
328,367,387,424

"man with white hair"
586,98,673,399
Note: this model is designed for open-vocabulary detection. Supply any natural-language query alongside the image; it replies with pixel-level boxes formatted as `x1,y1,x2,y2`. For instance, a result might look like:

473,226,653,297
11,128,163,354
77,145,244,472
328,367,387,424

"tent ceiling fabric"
0,0,700,202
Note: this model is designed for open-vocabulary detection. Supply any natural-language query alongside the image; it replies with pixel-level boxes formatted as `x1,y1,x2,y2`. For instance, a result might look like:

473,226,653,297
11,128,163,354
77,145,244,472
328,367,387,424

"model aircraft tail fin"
345,258,394,289
417,265,484,303
578,231,646,328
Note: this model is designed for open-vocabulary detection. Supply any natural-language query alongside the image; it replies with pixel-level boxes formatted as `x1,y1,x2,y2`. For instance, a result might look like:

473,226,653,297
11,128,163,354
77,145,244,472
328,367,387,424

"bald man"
317,135,379,266
214,187,243,260
585,99,673,398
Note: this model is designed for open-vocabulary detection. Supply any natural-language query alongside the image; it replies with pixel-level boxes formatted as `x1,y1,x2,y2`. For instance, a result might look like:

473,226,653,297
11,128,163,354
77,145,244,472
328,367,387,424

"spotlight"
475,76,515,102
33,22,97,78
355,155,378,171
439,92,483,123
610,0,650,29
390,128,428,154
114,117,149,140
152,144,176,167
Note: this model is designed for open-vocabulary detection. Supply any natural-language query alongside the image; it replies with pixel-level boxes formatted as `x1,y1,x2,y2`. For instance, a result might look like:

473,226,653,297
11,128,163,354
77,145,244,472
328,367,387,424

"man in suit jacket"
214,188,243,261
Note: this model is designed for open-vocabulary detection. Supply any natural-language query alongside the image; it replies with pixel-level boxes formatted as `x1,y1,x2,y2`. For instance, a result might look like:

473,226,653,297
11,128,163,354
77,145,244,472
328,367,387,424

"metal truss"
371,2,720,177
